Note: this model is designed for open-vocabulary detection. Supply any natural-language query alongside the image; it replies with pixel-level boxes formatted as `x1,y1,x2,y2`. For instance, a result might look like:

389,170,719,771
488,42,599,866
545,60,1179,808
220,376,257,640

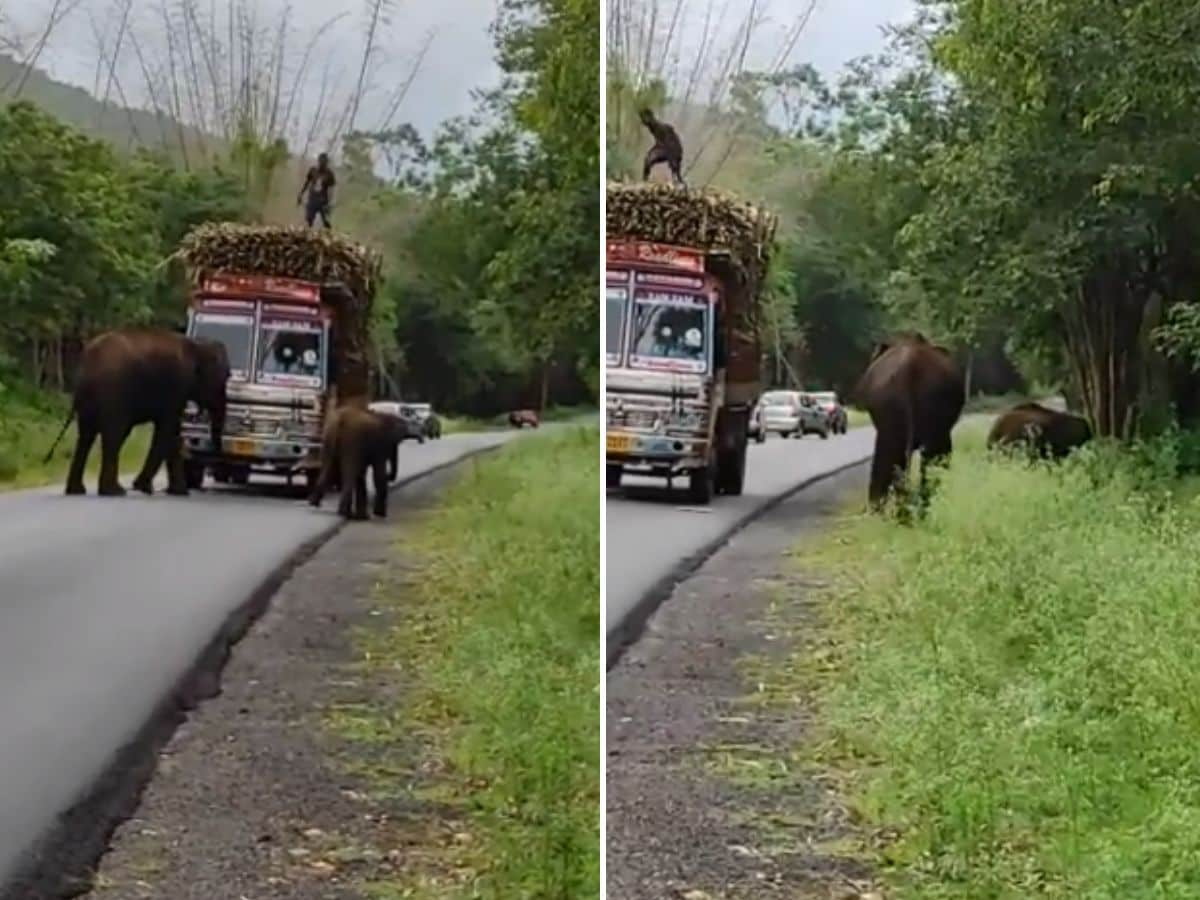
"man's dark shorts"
305,198,331,228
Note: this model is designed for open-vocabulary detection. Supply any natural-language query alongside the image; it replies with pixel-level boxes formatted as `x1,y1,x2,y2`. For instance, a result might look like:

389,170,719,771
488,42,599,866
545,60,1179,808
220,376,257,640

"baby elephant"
988,402,1092,460
308,407,409,520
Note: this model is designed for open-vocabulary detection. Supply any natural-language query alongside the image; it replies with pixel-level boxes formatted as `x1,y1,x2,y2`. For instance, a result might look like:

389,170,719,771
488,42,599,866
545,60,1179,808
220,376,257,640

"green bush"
807,437,1200,898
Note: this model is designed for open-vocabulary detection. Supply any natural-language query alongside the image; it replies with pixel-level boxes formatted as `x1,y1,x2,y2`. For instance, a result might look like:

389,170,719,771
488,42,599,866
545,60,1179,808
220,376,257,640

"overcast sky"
8,0,916,137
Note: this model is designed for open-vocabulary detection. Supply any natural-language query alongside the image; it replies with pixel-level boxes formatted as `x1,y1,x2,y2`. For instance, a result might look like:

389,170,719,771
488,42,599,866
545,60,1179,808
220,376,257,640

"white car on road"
757,390,829,440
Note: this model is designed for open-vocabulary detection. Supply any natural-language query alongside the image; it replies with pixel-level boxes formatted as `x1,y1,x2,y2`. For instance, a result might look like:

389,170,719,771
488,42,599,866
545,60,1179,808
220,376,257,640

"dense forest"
0,0,598,418
609,0,1200,436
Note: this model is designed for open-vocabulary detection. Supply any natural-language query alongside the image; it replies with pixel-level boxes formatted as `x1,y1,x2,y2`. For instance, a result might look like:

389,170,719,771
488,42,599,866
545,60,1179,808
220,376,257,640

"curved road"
606,427,876,662
0,430,519,887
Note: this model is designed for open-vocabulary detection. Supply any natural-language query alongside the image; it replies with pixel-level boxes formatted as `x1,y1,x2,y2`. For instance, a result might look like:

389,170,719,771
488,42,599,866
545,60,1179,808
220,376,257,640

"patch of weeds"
793,431,1200,898
330,427,600,899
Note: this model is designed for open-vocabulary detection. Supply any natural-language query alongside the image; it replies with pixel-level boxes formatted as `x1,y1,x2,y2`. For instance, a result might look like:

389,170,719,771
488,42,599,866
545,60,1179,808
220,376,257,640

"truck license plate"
606,432,633,454
229,438,257,456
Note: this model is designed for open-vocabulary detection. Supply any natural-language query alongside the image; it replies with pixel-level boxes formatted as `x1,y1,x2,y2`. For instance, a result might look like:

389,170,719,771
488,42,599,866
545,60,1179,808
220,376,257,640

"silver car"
758,390,829,439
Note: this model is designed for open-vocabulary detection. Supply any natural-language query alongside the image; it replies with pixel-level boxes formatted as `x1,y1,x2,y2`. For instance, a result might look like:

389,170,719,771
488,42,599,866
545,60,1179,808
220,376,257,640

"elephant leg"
164,419,188,496
353,473,369,521
868,424,909,510
336,452,357,518
133,421,167,494
372,458,389,518
308,454,334,507
918,430,953,508
97,422,130,496
65,415,96,495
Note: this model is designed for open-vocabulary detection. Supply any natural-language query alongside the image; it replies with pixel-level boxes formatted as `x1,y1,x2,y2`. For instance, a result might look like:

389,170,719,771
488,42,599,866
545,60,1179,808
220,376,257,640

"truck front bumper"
606,429,709,473
183,433,320,471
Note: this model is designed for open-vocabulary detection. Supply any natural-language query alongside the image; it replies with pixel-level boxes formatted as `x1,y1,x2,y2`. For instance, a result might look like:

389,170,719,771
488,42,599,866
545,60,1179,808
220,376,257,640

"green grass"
341,426,600,899
793,427,1200,899
0,383,152,490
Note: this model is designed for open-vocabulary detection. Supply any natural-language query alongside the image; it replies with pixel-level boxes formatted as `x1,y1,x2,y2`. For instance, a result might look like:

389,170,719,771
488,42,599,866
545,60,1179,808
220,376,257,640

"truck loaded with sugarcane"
605,182,778,504
172,223,382,490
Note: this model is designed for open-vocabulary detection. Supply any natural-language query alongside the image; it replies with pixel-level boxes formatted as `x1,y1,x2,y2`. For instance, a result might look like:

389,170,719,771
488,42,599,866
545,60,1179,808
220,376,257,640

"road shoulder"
606,463,880,900
87,469,465,899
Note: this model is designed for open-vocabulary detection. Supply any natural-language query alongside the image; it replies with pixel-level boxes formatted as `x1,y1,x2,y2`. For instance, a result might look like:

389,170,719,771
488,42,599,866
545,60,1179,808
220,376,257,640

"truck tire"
230,466,250,486
687,464,714,505
606,464,622,490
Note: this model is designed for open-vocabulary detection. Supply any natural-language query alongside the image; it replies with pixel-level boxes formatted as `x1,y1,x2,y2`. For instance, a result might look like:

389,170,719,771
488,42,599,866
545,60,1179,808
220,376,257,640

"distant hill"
0,54,205,157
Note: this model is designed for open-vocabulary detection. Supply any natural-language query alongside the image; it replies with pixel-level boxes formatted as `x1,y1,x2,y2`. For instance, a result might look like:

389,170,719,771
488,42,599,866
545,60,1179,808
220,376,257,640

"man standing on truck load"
298,153,336,229
639,108,685,186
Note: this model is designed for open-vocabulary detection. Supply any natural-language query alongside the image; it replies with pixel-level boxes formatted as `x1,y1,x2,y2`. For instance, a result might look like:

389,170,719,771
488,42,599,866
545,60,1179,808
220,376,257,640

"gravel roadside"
86,468,466,900
606,463,879,900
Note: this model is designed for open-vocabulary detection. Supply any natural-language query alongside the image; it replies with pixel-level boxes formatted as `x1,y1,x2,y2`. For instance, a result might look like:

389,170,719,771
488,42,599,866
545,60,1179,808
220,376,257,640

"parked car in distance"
811,391,848,434
509,409,540,428
748,401,766,443
405,401,442,439
758,390,829,439
367,401,425,443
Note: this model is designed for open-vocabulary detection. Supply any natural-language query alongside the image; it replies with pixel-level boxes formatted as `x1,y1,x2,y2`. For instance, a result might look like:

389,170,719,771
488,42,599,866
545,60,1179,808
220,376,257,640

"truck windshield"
606,286,627,363
628,290,710,374
256,319,324,388
190,313,252,380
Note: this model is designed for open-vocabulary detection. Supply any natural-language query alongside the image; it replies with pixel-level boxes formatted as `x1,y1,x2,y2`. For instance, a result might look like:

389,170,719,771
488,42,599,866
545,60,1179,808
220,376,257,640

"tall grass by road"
0,384,151,489
797,426,1200,898
349,426,599,898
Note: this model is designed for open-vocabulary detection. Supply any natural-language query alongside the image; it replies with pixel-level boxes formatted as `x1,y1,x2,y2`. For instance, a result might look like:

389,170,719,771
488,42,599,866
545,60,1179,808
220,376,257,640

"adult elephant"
855,332,966,509
47,329,230,497
988,402,1091,460
308,406,411,520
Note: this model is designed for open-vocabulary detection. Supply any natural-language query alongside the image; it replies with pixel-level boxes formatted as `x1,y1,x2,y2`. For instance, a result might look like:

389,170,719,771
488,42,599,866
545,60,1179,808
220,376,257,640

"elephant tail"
43,408,76,464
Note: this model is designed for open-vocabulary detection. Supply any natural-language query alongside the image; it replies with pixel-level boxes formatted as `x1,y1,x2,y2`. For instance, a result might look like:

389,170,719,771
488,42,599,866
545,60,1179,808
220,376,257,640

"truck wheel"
606,464,622,490
687,465,714,505
184,462,205,490
230,467,250,486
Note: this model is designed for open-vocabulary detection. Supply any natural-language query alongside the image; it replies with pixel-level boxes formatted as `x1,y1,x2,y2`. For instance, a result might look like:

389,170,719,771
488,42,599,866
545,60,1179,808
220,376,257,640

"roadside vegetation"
0,383,150,489
784,423,1200,898
338,428,600,898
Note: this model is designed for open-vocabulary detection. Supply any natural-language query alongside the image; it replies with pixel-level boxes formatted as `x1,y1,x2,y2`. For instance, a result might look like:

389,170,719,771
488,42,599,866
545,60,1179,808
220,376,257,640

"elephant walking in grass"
45,329,230,497
988,402,1092,460
854,332,965,510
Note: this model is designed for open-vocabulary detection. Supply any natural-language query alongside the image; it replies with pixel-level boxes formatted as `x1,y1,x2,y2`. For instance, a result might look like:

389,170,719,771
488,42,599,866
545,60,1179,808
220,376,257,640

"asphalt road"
606,427,876,656
0,430,519,888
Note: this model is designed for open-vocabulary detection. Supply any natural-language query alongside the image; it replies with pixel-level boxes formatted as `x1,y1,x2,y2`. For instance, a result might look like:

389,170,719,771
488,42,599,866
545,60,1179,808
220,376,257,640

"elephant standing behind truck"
307,406,412,520
45,328,230,497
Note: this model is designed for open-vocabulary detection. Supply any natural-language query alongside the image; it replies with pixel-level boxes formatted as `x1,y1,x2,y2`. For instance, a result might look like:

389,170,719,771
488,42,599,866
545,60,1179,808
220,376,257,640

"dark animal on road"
424,413,442,440
308,406,411,519
988,402,1091,460
854,332,965,509
46,329,230,497
639,108,685,186
509,409,540,429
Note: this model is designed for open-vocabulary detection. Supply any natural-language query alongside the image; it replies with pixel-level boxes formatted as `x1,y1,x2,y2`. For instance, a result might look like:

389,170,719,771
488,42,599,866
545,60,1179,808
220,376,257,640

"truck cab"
181,273,333,488
605,240,751,503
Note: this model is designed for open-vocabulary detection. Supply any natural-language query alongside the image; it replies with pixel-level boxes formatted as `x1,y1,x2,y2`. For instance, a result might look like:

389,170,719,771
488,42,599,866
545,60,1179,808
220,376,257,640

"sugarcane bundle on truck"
606,181,777,504
172,223,382,490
